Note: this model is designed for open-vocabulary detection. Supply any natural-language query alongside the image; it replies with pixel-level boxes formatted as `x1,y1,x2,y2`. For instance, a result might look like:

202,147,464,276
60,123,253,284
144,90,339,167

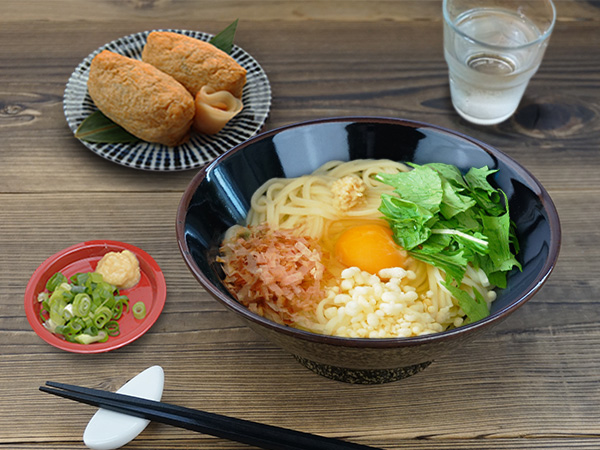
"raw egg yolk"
334,224,406,274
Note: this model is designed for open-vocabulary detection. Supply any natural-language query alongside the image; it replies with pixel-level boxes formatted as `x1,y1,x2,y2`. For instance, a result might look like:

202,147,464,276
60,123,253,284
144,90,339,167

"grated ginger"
330,175,366,211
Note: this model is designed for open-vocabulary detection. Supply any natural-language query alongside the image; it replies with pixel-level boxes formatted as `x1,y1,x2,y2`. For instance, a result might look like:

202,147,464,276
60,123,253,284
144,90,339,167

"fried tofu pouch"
141,31,247,98
87,50,195,146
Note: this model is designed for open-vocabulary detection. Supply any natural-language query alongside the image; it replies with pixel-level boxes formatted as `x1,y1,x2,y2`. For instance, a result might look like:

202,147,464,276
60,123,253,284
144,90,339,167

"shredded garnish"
218,225,328,325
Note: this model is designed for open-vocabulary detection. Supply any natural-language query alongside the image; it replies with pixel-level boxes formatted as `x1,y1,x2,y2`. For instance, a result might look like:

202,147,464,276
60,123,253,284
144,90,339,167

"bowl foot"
294,355,432,384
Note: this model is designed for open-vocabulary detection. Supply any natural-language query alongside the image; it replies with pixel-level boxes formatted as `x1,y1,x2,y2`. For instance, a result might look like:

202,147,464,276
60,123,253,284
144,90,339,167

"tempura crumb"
315,266,449,338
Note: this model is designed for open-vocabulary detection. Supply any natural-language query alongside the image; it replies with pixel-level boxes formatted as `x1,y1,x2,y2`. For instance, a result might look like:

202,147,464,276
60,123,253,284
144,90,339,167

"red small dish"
24,240,166,353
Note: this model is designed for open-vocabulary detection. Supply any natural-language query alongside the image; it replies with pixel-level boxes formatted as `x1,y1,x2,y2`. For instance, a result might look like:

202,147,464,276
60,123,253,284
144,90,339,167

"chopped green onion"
73,293,92,317
83,325,99,336
46,273,67,291
71,272,88,285
71,285,87,294
62,304,74,321
83,316,94,328
93,306,112,328
89,272,104,284
112,297,128,320
132,302,147,320
67,318,85,333
37,270,145,345
105,320,120,337
49,297,67,327
75,331,108,345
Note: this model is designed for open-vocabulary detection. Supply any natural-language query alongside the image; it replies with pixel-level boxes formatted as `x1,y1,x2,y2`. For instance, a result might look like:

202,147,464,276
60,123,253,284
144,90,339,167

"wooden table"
2,1,599,449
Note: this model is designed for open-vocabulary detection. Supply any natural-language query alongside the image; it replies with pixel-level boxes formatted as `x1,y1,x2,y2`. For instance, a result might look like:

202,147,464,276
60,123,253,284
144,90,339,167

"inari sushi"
141,31,247,98
87,50,195,146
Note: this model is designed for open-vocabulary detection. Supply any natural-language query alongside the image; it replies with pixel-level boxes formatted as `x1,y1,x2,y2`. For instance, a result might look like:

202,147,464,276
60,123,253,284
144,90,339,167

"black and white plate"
63,29,271,171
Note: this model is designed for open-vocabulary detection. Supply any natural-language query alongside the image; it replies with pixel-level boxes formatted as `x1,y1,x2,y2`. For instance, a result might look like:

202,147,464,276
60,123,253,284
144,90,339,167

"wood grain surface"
1,1,600,449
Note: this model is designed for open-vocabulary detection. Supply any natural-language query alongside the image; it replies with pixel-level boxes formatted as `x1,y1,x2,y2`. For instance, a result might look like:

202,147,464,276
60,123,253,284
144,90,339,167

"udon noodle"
220,159,496,338
247,159,402,237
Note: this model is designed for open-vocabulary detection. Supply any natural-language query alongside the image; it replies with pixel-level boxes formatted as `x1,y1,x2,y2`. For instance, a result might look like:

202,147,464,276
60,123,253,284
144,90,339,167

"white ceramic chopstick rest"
83,365,164,450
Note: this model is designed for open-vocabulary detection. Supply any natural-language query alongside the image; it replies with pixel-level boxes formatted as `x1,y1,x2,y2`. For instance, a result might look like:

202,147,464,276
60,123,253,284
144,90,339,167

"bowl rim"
176,116,562,348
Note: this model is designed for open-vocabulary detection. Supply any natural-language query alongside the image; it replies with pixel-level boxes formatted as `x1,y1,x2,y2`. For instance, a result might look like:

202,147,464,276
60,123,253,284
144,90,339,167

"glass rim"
442,0,556,51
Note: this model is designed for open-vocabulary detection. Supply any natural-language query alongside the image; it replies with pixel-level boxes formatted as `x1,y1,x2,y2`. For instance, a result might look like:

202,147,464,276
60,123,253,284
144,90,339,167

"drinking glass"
443,0,556,125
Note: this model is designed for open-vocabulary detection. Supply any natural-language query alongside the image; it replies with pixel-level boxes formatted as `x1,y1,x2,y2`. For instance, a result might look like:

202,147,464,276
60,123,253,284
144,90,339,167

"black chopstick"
40,381,383,450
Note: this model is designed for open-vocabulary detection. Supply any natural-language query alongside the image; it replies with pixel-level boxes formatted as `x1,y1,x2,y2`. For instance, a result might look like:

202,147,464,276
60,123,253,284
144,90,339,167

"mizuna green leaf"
376,162,521,323
442,283,490,324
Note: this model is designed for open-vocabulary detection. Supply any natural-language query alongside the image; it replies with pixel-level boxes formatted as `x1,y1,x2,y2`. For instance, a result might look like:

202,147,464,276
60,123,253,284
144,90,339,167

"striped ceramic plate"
63,29,271,171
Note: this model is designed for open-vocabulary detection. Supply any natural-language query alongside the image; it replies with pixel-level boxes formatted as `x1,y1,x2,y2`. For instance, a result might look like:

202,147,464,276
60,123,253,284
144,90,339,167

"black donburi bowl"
176,117,561,384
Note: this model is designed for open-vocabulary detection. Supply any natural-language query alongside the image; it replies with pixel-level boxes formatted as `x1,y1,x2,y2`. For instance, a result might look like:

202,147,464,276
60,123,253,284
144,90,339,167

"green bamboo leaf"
209,19,239,54
75,110,139,143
